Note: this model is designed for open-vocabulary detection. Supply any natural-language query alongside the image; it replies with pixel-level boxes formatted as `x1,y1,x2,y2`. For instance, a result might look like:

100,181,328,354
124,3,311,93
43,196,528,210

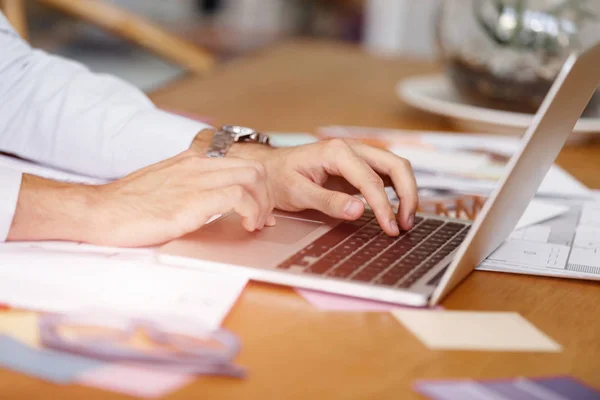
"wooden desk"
5,41,600,399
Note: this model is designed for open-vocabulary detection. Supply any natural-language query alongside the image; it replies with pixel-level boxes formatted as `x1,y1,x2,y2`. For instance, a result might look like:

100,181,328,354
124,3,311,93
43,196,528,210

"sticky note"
0,335,104,384
76,363,194,399
391,310,561,352
296,289,434,312
415,376,600,400
0,312,40,347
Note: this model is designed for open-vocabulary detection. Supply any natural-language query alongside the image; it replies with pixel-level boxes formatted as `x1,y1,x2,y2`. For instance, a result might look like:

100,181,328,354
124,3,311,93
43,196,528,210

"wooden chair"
0,0,214,74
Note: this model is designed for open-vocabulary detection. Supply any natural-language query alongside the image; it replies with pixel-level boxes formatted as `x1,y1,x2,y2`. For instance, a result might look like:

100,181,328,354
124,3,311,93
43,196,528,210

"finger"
181,157,272,228
296,179,365,220
350,142,418,230
265,213,277,227
187,166,272,229
180,185,261,233
323,139,399,236
294,178,365,220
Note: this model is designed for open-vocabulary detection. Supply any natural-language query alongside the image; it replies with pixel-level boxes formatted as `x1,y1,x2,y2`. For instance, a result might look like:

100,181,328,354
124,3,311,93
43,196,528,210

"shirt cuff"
109,109,213,178
0,167,23,241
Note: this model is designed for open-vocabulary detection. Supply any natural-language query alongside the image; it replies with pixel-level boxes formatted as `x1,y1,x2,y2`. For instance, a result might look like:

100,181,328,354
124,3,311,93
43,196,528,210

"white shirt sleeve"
0,11,212,178
0,166,22,241
0,11,211,241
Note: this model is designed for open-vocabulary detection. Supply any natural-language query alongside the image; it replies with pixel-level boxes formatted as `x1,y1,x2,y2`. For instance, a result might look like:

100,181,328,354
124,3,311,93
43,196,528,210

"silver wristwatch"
206,125,270,158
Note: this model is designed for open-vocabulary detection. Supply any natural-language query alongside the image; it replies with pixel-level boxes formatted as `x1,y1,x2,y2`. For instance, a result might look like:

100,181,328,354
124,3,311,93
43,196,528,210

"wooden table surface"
4,40,600,399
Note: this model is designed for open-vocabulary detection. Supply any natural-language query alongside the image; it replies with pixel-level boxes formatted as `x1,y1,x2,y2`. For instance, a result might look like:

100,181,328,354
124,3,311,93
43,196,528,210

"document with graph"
477,199,600,281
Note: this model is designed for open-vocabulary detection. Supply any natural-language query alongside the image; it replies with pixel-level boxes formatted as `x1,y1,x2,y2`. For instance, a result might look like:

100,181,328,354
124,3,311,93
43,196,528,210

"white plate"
397,74,600,139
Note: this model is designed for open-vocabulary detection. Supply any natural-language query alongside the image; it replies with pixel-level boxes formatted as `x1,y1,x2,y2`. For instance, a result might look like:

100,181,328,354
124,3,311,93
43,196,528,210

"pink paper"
76,363,194,399
296,289,436,312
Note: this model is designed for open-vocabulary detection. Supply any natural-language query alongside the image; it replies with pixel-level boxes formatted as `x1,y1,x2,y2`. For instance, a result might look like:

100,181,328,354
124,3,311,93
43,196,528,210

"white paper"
514,200,569,230
414,165,590,198
0,241,155,260
392,309,562,352
509,225,552,242
479,199,600,280
320,127,591,198
0,250,248,331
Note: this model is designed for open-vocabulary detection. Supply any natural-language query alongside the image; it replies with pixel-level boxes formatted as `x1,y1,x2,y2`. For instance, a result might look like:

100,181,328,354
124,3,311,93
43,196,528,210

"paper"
415,376,600,400
0,334,193,397
0,251,248,332
479,199,600,281
296,289,426,312
76,363,194,399
0,335,104,384
0,312,40,348
268,132,319,147
318,127,591,198
0,241,156,263
514,200,568,231
391,309,562,352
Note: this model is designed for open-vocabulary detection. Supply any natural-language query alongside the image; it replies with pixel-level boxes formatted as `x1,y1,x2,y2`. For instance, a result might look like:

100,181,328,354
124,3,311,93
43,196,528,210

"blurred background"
20,0,438,90
9,0,599,120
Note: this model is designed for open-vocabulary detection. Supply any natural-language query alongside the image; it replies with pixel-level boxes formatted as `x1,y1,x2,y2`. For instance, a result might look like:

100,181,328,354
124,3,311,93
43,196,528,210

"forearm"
7,175,100,242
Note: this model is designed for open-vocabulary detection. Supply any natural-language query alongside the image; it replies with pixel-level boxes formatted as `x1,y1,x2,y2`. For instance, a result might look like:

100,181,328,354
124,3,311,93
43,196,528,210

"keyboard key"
307,260,335,274
278,216,469,288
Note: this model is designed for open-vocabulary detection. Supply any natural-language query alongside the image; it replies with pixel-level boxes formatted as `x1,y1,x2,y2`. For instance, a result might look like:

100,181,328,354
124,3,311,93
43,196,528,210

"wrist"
190,128,274,161
189,128,214,155
8,175,102,242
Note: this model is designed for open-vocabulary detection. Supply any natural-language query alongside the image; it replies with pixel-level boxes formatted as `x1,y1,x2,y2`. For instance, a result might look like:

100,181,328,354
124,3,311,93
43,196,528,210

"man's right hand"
8,151,275,247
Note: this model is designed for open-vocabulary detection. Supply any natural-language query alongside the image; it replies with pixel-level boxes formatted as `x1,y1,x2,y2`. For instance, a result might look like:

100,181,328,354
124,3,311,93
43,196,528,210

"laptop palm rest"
160,212,333,269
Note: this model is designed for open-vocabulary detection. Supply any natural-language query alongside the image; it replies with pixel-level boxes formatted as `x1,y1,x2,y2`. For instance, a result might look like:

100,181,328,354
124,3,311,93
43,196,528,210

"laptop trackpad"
205,213,322,245
159,211,333,268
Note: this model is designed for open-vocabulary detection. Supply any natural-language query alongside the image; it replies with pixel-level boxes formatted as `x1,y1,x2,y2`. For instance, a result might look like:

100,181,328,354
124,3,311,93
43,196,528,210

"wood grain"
3,40,599,400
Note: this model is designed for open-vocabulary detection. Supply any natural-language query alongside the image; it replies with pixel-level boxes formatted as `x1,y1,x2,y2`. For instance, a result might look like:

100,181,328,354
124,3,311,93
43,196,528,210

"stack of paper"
478,199,600,281
317,127,591,198
0,249,249,397
0,333,195,398
0,251,248,332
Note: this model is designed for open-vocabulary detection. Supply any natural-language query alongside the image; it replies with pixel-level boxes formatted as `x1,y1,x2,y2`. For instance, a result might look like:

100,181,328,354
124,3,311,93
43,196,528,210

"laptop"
158,42,600,307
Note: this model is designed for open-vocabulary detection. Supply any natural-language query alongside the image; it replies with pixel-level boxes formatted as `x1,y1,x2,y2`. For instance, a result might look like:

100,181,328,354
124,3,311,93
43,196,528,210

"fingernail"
389,220,400,236
266,214,277,226
408,214,415,228
344,200,362,218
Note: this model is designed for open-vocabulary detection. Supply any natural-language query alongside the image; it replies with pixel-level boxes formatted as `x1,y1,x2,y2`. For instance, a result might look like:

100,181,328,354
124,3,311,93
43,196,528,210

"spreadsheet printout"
478,200,600,280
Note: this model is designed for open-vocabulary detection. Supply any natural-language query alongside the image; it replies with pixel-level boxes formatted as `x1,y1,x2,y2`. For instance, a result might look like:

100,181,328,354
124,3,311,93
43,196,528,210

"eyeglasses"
39,312,245,377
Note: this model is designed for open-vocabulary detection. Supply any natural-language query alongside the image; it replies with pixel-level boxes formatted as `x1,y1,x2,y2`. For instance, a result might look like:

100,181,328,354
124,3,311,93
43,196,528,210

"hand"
92,151,276,246
8,151,275,247
238,138,418,236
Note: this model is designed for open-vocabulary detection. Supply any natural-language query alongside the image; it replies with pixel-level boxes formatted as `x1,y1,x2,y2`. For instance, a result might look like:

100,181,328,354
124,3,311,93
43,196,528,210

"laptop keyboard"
277,210,470,288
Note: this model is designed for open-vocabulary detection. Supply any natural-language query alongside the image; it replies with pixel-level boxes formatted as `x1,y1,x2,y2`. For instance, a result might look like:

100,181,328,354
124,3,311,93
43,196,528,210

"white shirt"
0,12,211,241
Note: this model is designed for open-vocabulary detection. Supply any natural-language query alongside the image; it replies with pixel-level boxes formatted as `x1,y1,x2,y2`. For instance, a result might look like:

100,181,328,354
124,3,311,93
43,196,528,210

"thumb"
299,180,365,220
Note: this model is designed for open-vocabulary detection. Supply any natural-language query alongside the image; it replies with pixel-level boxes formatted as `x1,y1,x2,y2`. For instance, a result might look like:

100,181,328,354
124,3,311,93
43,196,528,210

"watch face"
222,125,256,137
